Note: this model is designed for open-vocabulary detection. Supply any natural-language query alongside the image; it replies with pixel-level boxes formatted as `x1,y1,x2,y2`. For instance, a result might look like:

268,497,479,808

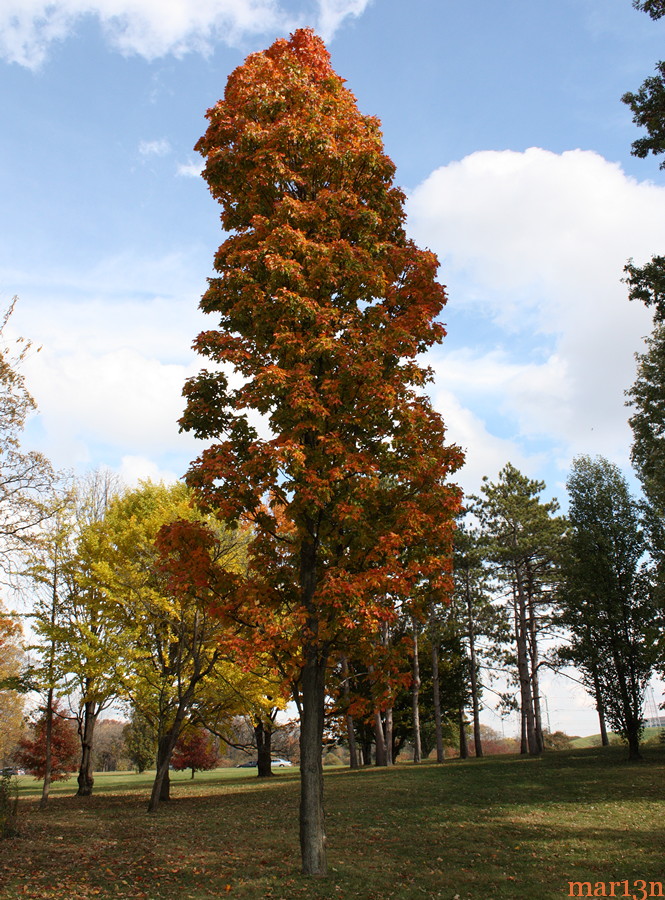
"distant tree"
91,720,130,772
543,730,573,751
123,708,157,774
171,727,219,778
16,700,79,780
182,28,462,876
475,464,563,755
557,455,660,760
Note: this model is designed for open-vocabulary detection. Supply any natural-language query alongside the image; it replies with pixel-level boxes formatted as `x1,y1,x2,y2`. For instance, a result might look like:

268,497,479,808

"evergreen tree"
475,464,563,755
557,455,660,760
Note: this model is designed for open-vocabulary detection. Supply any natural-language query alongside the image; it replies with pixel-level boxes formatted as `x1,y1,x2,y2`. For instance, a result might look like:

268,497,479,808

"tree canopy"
182,28,463,875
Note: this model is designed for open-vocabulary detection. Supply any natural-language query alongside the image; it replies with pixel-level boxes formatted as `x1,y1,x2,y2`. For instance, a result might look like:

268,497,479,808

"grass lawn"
1,745,664,900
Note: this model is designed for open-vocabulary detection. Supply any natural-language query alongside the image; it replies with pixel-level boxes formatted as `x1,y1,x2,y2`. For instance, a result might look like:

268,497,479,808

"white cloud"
409,148,662,488
177,160,205,178
316,0,373,42
139,138,171,157
119,455,180,486
0,0,374,67
23,344,200,466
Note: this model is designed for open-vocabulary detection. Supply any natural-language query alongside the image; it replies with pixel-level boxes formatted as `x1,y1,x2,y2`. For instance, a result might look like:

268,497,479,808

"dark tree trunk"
465,589,483,759
458,707,469,759
299,650,328,876
520,706,528,755
592,669,610,747
374,711,387,766
411,619,422,764
514,578,539,755
384,708,394,766
77,702,98,797
148,716,185,812
255,718,273,778
627,726,643,761
430,609,444,763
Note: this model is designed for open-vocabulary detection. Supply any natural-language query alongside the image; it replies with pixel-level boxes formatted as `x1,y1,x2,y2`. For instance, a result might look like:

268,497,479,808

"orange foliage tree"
15,700,78,781
181,29,463,875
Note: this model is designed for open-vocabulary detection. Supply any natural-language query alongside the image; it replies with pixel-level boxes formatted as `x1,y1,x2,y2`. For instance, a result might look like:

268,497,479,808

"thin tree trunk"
384,708,394,766
374,711,387,766
39,687,54,810
77,701,98,796
299,650,327,876
411,619,422,763
465,586,483,759
40,566,59,811
520,706,528,755
527,588,544,754
458,707,468,759
430,607,444,763
341,656,359,769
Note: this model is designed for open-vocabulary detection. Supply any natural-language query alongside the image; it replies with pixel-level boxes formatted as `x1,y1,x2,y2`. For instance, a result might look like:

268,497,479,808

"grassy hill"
3,744,665,900
571,726,663,748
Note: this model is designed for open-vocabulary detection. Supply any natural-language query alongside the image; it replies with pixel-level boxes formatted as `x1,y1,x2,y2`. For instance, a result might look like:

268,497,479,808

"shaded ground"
2,746,664,900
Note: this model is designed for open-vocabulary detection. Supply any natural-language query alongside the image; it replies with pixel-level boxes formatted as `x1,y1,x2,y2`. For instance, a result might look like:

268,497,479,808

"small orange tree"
16,701,78,781
182,29,463,875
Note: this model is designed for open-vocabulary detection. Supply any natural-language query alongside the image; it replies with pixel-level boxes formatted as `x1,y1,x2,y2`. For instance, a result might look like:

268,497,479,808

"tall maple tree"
183,29,463,875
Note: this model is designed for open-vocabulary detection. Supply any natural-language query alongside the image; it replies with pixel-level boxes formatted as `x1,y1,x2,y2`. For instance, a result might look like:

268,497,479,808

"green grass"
2,746,664,900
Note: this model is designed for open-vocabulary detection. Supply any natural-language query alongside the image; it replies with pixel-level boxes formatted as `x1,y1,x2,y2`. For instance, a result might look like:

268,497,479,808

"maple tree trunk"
411,621,422,764
299,651,327,876
77,702,98,797
148,718,185,812
255,719,273,778
430,617,444,763
39,688,54,810
40,575,58,811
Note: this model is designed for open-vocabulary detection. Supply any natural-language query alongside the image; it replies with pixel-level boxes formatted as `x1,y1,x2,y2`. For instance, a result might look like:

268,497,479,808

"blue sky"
1,0,663,733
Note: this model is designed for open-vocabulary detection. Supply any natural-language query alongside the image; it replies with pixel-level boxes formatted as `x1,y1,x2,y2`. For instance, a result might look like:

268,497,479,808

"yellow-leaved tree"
81,481,278,811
